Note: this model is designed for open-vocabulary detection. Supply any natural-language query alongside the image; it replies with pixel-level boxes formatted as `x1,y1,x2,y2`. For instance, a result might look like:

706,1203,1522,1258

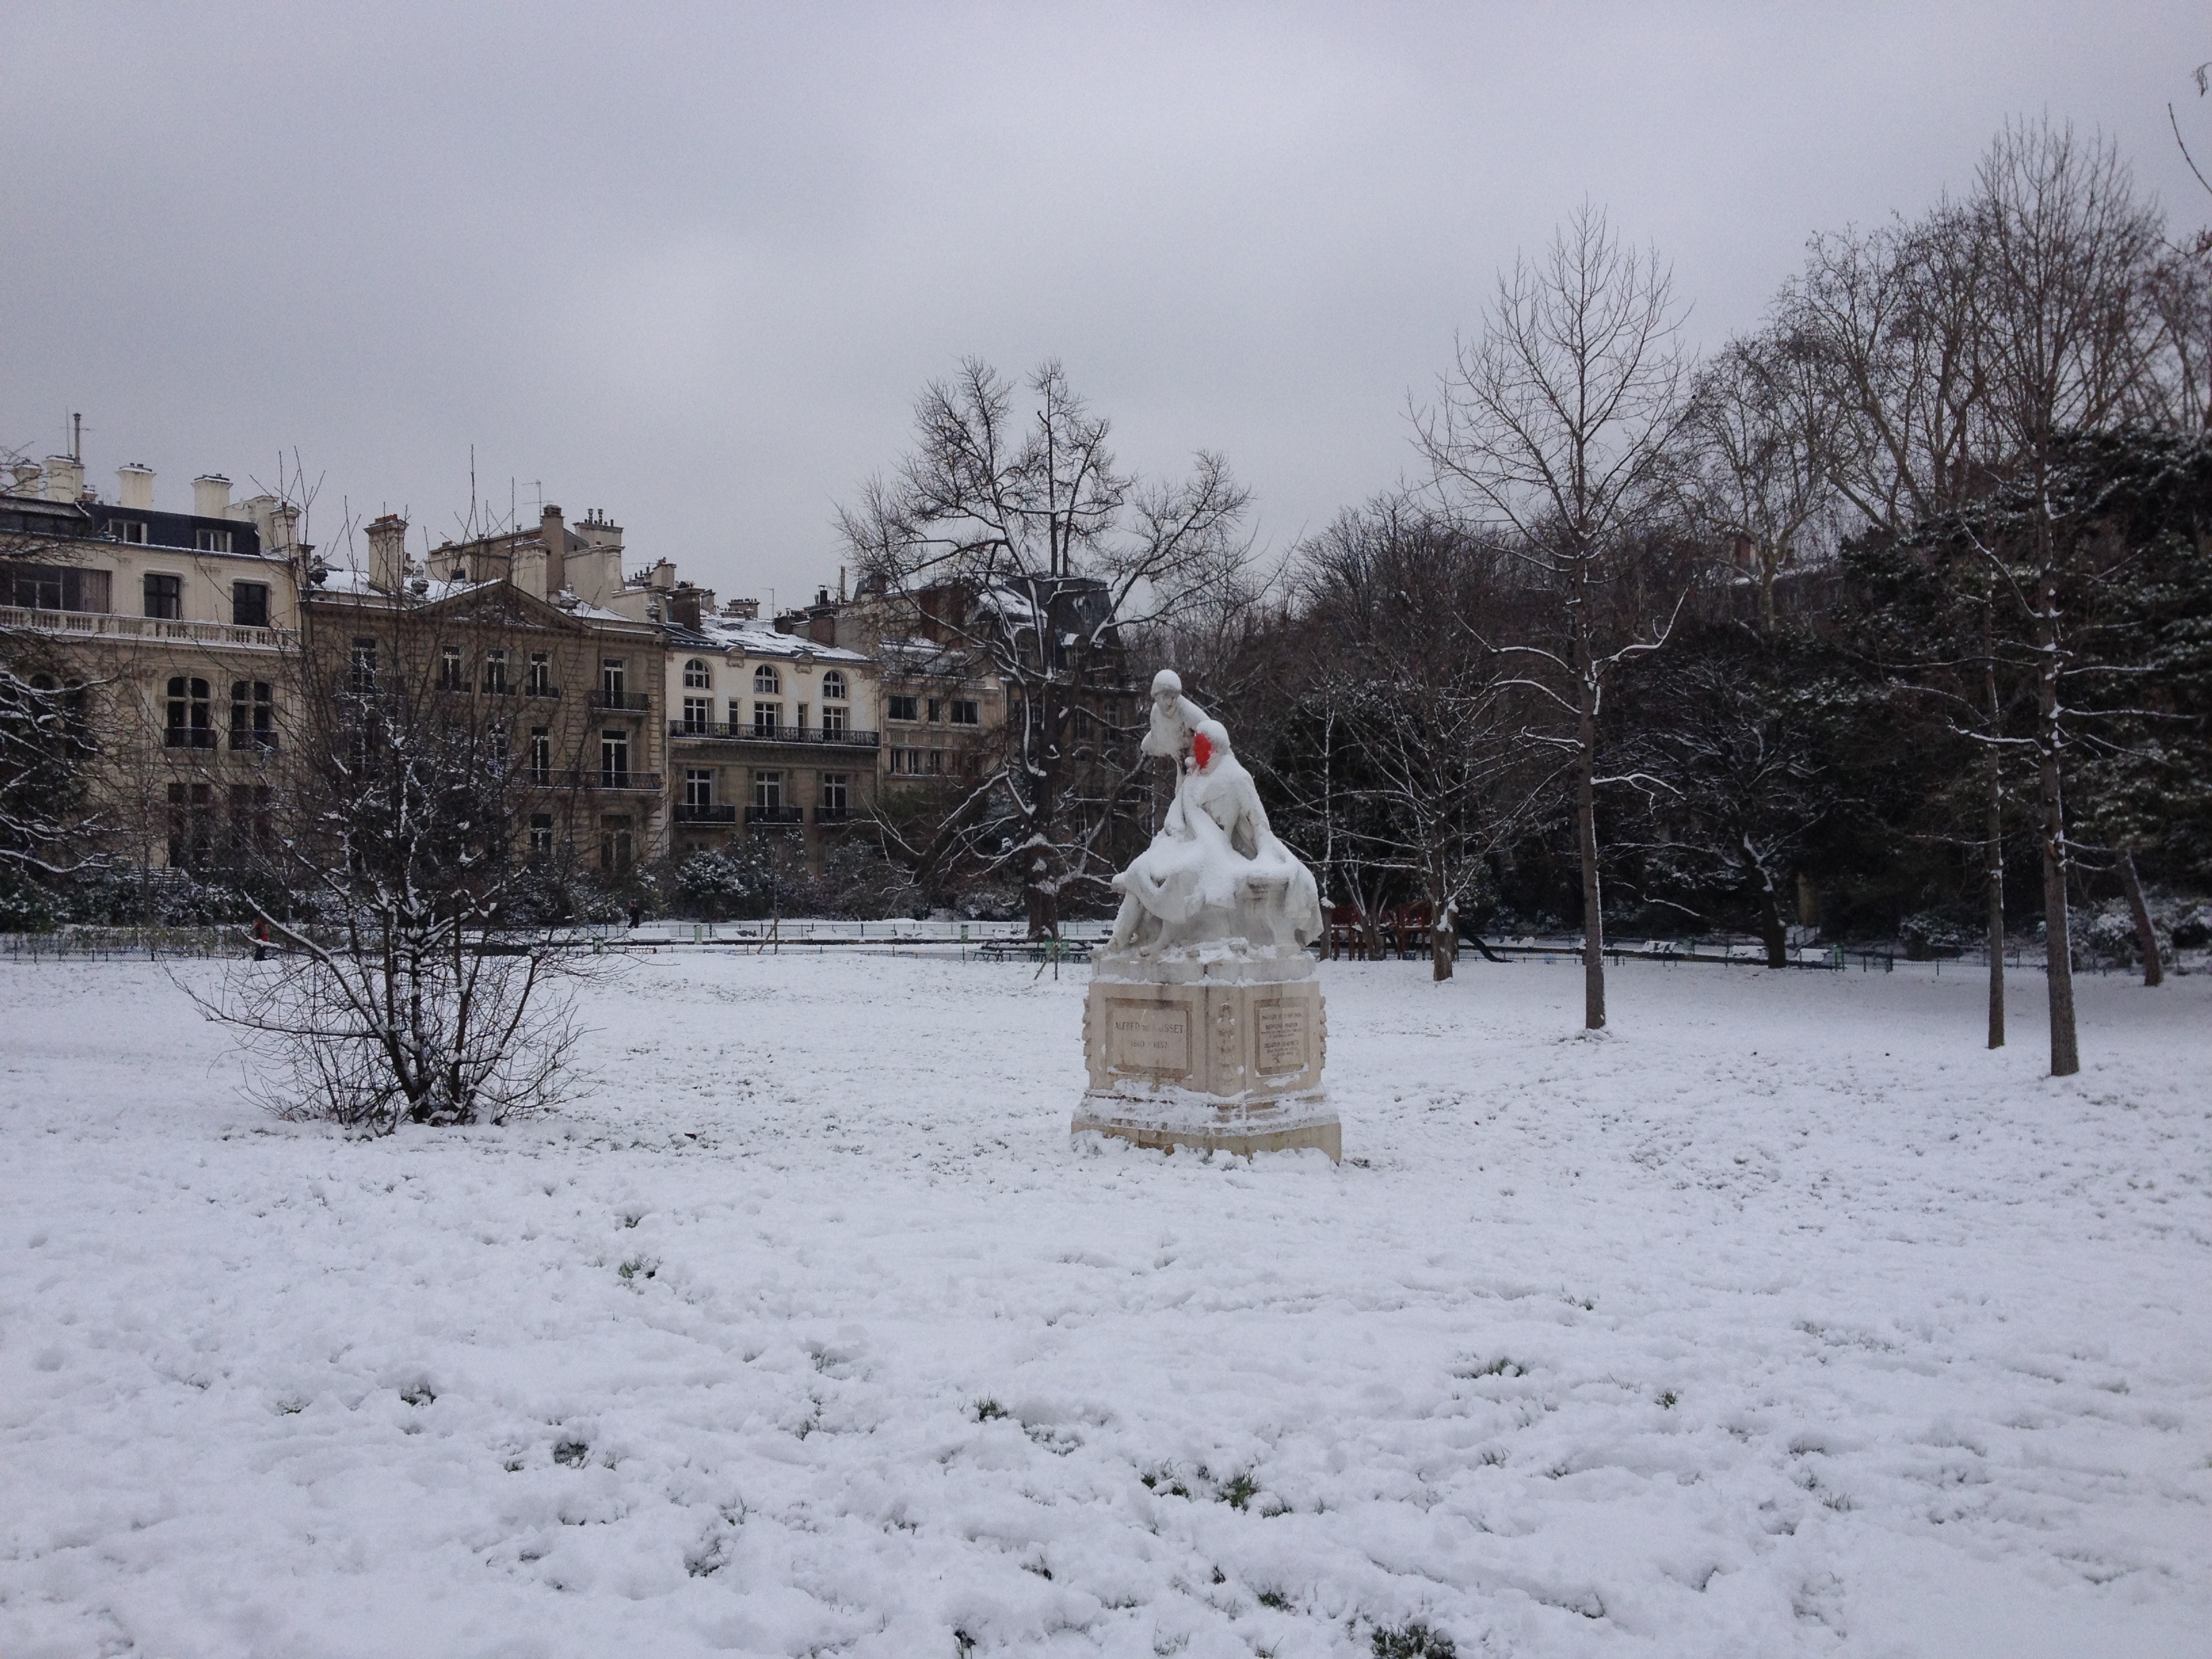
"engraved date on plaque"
1255,1000,1308,1075
1107,1000,1191,1075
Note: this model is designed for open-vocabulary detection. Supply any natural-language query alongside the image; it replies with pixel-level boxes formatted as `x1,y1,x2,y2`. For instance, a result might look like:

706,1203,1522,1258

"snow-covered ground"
3,949,2209,1659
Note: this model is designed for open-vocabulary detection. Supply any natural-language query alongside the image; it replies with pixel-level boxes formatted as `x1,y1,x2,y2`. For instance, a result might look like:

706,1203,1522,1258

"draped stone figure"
1076,669,1338,1161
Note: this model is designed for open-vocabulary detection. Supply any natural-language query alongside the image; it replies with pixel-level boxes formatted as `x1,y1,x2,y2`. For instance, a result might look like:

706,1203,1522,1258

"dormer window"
194,528,232,553
115,520,149,545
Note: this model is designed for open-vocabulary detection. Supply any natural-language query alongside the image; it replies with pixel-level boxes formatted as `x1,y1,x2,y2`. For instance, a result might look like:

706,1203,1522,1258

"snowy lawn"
3,948,2209,1659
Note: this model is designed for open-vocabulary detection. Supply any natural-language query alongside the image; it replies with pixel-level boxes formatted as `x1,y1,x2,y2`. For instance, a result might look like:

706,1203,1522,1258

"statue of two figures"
1078,670,1340,1162
1105,670,1324,961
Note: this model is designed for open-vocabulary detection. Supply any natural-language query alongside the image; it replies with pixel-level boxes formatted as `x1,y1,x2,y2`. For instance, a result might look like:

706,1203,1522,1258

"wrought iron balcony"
674,802,738,823
668,720,880,749
745,804,805,825
596,770,664,792
162,729,218,750
227,730,279,752
590,690,653,713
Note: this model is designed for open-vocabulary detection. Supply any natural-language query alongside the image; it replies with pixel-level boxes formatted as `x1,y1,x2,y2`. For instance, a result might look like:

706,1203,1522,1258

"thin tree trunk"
1430,856,1453,983
1984,613,2006,1049
2036,579,2079,1077
1985,750,2007,1048
2117,845,2163,988
1576,697,1605,1028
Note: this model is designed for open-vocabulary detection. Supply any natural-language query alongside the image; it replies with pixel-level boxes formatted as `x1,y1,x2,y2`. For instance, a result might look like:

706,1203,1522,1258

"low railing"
227,730,279,752
674,802,738,823
815,806,853,823
745,804,805,825
162,729,217,750
590,690,652,712
1,605,293,651
668,721,880,748
525,768,665,794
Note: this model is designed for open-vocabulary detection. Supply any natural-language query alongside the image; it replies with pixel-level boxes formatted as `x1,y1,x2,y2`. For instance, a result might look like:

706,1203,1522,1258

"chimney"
192,474,232,518
650,559,676,591
117,464,155,510
43,455,83,502
539,504,567,596
366,514,409,593
9,460,41,494
268,502,301,554
668,584,703,630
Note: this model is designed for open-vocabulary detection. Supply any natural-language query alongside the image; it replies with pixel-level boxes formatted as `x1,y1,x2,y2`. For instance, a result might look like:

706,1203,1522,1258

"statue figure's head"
1191,719,1230,771
1150,668,1183,709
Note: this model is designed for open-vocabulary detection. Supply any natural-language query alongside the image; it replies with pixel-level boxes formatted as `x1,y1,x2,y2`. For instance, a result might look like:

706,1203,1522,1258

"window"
528,813,554,855
683,658,712,690
682,695,711,733
753,665,780,695
116,520,149,546
821,702,848,735
438,646,464,690
144,573,182,619
753,771,784,809
230,581,268,627
821,670,847,701
350,639,377,693
197,528,234,554
1072,705,1094,738
600,729,630,785
229,680,274,750
485,719,508,775
752,700,779,737
927,748,945,774
683,769,715,808
479,649,507,694
165,676,212,748
3,563,109,613
599,815,635,875
529,726,552,782
926,697,943,723
526,653,553,695
888,694,918,722
890,746,926,775
167,781,215,867
821,773,849,816
795,703,808,731
601,658,627,701
950,698,980,726
228,783,271,853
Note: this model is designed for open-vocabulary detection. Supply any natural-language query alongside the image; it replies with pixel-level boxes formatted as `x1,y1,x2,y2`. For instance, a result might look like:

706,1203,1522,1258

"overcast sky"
5,3,2206,606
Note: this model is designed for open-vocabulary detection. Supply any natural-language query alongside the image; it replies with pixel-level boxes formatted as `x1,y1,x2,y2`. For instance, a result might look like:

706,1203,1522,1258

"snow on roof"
688,615,868,663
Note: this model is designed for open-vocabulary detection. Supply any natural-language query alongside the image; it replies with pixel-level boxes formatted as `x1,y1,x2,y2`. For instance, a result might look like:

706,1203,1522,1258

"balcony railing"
227,730,279,752
815,806,854,823
674,802,739,823
590,690,652,713
524,768,665,794
163,728,218,750
1,605,292,652
745,804,805,826
668,721,880,749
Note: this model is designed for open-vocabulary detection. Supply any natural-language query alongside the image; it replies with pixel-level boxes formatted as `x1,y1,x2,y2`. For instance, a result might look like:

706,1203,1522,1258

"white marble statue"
1107,686,1324,957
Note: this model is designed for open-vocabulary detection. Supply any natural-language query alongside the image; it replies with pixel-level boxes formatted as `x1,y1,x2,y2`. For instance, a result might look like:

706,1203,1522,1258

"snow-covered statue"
1107,687,1324,958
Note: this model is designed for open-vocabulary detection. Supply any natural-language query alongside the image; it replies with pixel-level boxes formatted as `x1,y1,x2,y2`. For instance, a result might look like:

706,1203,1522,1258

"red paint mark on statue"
1192,731,1212,770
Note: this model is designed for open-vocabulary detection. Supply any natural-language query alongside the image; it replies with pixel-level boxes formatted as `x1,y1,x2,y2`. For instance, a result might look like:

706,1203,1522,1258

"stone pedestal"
1073,949,1338,1161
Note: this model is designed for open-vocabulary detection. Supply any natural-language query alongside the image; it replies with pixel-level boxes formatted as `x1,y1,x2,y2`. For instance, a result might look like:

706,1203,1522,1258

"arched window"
165,676,212,748
684,657,712,689
754,665,780,695
821,670,847,701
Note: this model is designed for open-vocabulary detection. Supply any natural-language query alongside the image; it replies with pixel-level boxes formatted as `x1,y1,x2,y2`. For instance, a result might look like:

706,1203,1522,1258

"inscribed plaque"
1255,999,1308,1076
1107,998,1192,1076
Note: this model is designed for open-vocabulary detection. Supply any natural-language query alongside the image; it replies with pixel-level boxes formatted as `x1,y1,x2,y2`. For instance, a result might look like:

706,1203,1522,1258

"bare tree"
1677,331,1843,634
1416,204,1694,1028
1966,119,2165,1076
199,596,597,1130
1294,504,1555,979
839,359,1252,936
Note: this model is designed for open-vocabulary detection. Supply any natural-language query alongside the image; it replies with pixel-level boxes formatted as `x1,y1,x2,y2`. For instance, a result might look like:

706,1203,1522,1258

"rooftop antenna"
70,413,81,462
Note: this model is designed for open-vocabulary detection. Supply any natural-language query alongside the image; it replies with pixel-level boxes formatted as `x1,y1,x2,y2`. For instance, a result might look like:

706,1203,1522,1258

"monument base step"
1071,1093,1340,1162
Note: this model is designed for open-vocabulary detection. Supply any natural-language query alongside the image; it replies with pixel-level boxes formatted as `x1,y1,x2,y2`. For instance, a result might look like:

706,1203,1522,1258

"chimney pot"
43,455,84,503
117,464,155,511
366,514,409,594
192,474,232,518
